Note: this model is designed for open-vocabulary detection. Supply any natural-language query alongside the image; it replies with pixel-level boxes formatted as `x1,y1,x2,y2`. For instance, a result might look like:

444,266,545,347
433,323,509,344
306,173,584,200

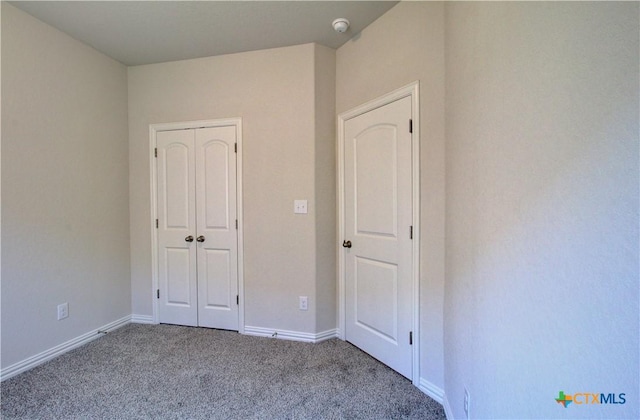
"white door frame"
337,82,420,385
149,118,244,333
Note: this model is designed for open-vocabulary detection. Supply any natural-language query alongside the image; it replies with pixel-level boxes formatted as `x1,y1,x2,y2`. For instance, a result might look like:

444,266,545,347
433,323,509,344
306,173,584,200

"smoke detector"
332,18,350,33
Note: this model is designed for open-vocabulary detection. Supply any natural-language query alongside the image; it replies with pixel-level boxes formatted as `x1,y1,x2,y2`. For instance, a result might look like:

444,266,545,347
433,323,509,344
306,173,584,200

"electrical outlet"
57,302,69,320
294,200,308,214
464,388,470,420
299,296,308,311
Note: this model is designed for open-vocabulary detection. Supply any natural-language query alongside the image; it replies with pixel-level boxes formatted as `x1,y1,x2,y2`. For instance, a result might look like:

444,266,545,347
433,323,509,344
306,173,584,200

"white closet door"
195,126,238,330
156,125,239,330
157,130,198,327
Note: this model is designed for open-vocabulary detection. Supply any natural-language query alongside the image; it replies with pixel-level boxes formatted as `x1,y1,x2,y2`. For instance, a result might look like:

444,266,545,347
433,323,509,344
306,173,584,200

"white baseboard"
443,392,454,420
0,315,131,382
243,326,338,343
418,377,444,404
314,328,339,342
131,314,155,324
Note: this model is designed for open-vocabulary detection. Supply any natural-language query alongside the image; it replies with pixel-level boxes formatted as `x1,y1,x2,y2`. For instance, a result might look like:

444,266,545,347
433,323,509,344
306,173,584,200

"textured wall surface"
314,45,337,333
1,3,131,368
444,2,639,418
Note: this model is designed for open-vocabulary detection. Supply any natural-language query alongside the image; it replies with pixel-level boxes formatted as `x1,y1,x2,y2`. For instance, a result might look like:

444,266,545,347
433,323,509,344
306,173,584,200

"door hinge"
154,148,158,158
410,226,413,239
236,295,239,305
157,289,160,299
156,219,159,229
409,119,413,133
234,143,237,153
409,331,413,345
235,219,238,230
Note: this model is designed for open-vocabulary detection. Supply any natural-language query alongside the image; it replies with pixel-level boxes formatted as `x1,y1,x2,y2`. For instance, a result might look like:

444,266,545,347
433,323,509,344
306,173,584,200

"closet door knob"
342,240,352,248
196,236,206,243
185,236,194,242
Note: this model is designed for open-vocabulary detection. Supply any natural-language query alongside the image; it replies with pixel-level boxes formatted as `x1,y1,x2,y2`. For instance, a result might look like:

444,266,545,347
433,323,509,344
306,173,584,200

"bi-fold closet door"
156,125,238,331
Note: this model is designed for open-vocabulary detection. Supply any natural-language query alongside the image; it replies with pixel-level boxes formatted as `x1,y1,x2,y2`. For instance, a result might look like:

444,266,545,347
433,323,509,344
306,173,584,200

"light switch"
294,200,308,214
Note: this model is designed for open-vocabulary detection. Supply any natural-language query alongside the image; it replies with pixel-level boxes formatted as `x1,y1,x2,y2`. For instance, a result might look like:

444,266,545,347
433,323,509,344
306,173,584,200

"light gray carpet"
1,324,445,419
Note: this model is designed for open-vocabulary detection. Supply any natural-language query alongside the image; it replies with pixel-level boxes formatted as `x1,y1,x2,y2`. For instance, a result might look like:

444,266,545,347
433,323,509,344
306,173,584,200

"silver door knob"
185,235,194,242
342,240,352,248
196,236,206,243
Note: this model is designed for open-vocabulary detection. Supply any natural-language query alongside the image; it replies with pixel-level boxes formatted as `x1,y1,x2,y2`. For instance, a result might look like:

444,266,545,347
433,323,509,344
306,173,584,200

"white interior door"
195,126,238,330
157,125,238,330
343,95,413,378
157,129,198,327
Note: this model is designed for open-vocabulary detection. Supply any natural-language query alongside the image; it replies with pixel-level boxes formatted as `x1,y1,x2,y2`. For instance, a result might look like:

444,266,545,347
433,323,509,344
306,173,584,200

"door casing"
337,82,420,385
150,118,244,333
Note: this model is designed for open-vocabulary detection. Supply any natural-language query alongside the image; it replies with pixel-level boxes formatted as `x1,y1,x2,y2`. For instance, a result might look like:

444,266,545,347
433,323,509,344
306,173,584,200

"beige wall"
128,43,335,334
444,2,639,418
336,1,446,394
1,3,130,368
314,45,337,332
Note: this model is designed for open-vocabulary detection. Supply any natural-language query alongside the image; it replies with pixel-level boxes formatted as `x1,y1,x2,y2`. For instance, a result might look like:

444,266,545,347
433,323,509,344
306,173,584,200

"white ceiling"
9,1,398,66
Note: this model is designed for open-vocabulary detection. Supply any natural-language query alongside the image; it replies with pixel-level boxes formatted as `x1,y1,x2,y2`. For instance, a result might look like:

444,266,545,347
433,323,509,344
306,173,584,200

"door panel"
165,248,193,305
355,256,398,342
202,141,230,229
202,249,231,308
355,126,397,237
344,95,413,379
164,144,192,229
196,126,238,330
157,130,198,327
